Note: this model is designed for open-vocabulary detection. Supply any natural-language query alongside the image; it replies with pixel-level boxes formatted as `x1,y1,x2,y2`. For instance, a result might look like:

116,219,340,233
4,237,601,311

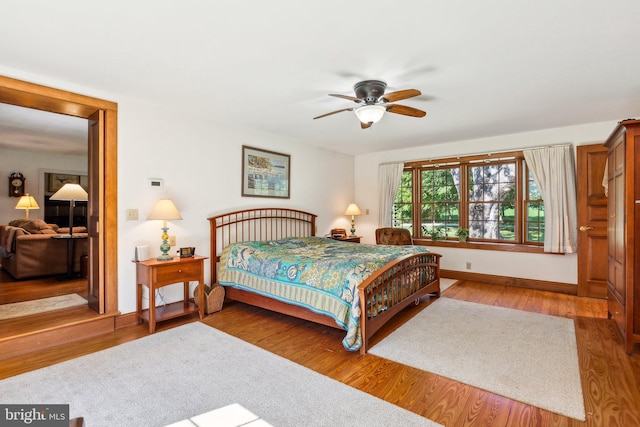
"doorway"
0,75,118,317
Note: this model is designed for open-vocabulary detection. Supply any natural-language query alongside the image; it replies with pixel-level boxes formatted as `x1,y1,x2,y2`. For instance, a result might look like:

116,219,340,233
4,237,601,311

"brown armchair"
375,227,413,245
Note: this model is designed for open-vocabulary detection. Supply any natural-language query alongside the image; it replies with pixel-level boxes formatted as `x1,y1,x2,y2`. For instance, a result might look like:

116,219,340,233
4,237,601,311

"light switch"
126,209,139,220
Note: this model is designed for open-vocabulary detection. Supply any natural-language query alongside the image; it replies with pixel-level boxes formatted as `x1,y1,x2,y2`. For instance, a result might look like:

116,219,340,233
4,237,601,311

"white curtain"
378,163,404,227
523,145,577,253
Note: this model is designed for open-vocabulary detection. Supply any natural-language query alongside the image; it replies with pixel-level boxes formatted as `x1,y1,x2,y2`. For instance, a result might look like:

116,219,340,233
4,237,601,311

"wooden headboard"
208,208,317,283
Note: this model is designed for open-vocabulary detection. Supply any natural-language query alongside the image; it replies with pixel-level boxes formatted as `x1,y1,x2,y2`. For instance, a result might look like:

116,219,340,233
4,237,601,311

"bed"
209,208,441,354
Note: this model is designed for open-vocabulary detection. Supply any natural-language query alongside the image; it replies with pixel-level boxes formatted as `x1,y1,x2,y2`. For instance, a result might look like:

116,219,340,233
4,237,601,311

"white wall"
354,121,618,285
116,98,355,312
0,66,355,315
0,147,87,222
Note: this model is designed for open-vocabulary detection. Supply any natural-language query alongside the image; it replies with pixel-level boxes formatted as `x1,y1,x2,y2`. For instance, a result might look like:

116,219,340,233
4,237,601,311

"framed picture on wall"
48,173,81,193
241,145,290,198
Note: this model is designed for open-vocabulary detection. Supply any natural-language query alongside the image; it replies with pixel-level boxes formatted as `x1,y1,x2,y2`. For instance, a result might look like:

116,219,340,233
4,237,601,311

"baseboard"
115,312,139,329
440,269,577,295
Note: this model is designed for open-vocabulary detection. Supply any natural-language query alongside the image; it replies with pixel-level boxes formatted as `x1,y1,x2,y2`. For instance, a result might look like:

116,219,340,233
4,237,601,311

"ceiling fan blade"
386,104,427,118
380,89,421,103
360,121,372,129
313,107,354,120
329,94,363,103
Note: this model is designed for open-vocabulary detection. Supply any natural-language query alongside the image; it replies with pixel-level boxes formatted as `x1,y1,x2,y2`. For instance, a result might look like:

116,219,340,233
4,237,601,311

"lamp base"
157,227,173,261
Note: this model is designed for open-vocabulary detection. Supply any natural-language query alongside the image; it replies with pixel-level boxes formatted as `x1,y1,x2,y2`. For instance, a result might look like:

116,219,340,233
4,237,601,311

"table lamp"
15,194,40,219
147,199,182,261
344,203,362,237
50,183,88,237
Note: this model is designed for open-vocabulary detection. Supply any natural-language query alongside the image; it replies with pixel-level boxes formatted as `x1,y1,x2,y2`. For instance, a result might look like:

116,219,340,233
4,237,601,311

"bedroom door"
576,144,608,299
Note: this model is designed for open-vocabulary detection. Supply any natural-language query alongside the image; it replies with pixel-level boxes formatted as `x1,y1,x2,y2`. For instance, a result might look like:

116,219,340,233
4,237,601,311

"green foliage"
429,228,447,241
456,227,468,237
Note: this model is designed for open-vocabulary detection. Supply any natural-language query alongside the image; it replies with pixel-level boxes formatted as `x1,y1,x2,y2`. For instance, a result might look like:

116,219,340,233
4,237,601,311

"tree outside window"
393,170,413,232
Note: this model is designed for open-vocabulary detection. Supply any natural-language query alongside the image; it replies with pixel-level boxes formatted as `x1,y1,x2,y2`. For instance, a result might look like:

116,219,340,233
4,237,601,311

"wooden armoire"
605,119,640,353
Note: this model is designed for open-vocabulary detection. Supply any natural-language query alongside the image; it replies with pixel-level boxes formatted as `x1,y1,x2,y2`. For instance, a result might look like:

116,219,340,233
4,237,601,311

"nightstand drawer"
153,262,200,283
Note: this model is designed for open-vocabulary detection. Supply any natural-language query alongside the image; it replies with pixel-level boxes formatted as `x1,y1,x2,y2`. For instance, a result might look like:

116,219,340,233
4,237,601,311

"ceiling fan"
313,79,426,129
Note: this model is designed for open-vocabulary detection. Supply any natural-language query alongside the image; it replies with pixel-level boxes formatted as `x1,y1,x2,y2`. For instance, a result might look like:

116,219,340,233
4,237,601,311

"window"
421,166,460,238
393,171,413,232
468,161,516,241
524,169,545,243
393,152,544,246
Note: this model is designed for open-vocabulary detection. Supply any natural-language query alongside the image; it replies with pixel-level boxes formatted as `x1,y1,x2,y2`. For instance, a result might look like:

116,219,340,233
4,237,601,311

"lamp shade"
49,183,88,201
354,105,385,124
344,203,362,216
15,194,40,219
15,194,40,210
147,199,183,221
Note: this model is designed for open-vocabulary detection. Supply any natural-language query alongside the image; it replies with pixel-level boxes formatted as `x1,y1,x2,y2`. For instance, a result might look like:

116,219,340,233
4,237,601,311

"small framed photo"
242,145,290,199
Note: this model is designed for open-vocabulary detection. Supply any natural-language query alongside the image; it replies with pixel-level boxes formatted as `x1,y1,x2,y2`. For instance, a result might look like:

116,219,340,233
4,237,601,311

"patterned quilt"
217,236,430,351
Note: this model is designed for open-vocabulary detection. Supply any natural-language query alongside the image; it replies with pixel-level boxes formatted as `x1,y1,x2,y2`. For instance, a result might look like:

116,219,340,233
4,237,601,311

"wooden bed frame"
208,207,441,354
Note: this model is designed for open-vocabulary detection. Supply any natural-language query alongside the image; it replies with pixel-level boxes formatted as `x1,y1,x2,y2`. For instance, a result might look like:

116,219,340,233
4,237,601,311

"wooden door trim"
0,75,118,315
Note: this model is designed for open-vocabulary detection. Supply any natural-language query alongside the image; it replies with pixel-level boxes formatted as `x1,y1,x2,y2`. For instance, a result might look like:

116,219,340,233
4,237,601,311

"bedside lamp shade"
344,203,362,237
15,194,40,219
147,199,182,261
50,183,88,237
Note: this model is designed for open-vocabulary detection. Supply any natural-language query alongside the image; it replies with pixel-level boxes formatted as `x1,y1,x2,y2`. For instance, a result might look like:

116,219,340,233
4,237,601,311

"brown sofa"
0,219,88,279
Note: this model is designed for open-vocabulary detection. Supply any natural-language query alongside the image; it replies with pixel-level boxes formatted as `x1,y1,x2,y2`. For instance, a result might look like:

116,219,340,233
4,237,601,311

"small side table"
52,234,88,279
136,255,208,333
329,236,361,243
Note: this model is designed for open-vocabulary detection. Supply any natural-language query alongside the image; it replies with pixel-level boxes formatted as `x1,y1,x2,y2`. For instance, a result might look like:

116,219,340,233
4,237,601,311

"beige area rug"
0,294,86,320
0,322,442,427
369,297,585,421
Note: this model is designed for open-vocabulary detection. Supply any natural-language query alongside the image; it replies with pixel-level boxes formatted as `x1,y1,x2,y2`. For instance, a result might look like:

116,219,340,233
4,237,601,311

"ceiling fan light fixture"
355,105,386,124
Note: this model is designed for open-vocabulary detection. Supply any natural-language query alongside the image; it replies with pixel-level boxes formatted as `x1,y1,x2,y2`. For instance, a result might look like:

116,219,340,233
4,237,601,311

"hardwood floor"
0,268,87,304
0,269,89,340
1,280,639,426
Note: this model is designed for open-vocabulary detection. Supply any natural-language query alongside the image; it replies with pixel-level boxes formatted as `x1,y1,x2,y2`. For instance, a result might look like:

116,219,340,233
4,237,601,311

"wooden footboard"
358,252,441,354
209,208,442,354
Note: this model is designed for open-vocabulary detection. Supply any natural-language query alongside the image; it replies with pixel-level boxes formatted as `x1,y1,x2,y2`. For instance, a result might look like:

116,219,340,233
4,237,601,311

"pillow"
57,226,88,234
8,219,53,234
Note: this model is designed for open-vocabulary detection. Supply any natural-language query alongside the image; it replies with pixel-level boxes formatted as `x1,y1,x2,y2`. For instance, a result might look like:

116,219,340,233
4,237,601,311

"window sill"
413,239,548,254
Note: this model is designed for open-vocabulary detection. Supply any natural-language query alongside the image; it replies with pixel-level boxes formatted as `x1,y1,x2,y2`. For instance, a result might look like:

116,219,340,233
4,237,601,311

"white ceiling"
1,1,639,155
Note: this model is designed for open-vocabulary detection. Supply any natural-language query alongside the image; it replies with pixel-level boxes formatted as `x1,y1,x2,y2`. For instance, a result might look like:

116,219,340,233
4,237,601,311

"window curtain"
523,145,577,253
378,163,404,227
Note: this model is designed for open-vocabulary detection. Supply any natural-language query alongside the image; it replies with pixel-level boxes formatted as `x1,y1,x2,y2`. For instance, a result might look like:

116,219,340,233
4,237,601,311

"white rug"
0,294,86,320
369,297,585,421
0,322,442,427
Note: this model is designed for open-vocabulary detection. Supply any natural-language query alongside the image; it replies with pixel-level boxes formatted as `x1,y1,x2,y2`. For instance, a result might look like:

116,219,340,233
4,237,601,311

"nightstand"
136,255,208,333
329,236,361,243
